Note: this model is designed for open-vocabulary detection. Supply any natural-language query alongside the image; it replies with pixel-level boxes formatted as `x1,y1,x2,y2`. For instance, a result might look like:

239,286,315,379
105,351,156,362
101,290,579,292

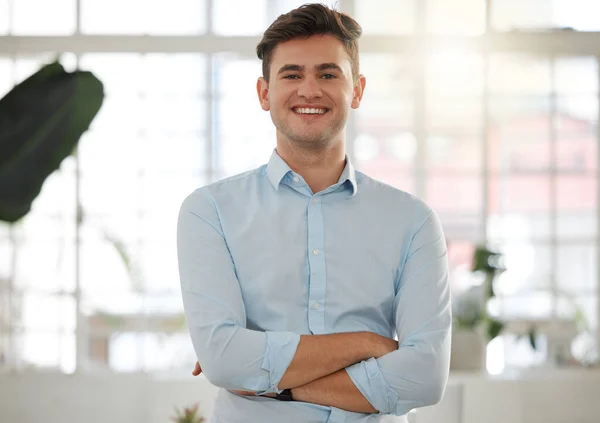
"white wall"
1,369,599,423
0,371,219,423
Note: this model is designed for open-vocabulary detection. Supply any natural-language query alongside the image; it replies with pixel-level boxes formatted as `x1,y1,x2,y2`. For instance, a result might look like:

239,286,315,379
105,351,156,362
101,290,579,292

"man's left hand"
191,361,276,398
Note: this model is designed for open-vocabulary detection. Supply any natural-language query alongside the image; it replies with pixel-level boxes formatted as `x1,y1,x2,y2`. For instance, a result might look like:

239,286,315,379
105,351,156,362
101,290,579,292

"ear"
257,77,270,111
351,74,366,109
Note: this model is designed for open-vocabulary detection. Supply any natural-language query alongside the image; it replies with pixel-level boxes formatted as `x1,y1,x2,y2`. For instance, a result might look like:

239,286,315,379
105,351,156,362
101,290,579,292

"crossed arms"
177,189,452,416
192,331,400,413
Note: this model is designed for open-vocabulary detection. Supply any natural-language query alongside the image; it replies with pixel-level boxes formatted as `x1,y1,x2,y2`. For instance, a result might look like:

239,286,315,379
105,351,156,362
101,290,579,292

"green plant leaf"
486,317,504,341
0,60,104,222
527,327,538,350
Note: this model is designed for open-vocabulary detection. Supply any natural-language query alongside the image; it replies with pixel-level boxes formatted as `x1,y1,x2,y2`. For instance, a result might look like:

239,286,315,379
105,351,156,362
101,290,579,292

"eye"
283,74,300,80
321,73,336,79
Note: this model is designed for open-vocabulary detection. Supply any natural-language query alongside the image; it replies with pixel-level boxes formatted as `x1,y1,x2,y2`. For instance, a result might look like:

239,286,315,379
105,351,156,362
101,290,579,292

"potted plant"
450,245,506,371
171,403,205,423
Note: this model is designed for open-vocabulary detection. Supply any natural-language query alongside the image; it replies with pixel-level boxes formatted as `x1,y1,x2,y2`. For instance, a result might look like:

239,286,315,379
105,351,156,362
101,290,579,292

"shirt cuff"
346,357,399,414
257,331,301,395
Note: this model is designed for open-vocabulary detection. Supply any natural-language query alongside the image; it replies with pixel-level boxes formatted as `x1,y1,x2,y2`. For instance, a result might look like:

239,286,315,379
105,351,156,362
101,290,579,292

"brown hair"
256,3,362,83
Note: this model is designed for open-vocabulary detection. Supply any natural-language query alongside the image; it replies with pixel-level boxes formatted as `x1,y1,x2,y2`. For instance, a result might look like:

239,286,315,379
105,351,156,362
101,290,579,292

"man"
177,4,451,422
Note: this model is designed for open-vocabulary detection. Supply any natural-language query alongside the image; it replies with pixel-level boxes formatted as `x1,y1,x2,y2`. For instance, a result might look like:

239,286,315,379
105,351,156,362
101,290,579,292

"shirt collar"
266,149,358,198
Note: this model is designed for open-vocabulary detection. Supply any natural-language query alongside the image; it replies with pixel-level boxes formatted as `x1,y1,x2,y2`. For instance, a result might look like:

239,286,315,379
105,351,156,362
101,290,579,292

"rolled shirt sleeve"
178,188,300,393
345,207,452,415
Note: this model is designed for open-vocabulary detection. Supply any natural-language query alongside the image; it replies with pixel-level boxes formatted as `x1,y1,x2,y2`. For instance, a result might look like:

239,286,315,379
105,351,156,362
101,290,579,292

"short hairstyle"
256,3,362,83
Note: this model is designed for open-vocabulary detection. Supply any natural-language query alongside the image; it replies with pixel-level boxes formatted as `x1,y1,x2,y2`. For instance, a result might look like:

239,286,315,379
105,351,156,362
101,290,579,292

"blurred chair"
411,382,463,423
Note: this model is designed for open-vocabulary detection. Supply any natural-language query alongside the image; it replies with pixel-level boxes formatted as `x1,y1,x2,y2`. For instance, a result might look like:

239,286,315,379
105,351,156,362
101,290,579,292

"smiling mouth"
292,107,329,115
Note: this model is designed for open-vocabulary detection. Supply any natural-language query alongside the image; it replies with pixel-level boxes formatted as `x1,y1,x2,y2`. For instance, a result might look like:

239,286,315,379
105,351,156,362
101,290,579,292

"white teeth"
294,107,327,115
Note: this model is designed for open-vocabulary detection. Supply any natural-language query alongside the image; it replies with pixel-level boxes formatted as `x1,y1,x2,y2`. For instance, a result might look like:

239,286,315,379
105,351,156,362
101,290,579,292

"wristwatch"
275,388,294,401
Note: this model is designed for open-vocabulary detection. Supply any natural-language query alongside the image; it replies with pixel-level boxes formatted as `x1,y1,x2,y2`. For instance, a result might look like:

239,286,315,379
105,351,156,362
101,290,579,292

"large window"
0,0,598,373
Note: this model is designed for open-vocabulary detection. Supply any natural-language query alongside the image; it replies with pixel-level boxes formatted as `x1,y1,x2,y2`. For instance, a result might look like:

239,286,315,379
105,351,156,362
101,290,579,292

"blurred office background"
0,1,599,422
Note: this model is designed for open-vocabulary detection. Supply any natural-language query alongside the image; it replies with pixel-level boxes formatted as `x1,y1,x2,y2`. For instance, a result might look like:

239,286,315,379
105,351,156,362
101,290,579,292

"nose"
297,75,323,99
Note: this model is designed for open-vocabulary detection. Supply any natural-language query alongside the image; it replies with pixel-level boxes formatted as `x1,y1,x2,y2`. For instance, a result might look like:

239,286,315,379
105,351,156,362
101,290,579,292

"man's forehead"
270,37,352,72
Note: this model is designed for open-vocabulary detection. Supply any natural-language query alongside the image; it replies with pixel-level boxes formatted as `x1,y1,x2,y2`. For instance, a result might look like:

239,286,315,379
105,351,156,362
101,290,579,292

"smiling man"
177,4,452,423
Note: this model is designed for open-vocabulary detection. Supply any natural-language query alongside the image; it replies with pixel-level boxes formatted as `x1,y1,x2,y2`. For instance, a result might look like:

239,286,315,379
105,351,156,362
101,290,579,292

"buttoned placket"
306,193,326,334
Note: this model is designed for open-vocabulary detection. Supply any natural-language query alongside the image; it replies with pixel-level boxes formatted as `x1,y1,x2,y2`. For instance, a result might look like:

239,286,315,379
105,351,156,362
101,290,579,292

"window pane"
108,332,195,372
136,244,179,294
553,0,600,31
16,332,75,371
81,0,207,35
556,107,598,174
426,131,482,172
362,54,414,94
573,296,598,332
439,212,482,242
16,294,75,332
268,0,340,21
355,53,414,187
491,292,550,320
427,98,483,130
490,54,551,95
80,54,144,95
447,241,477,292
141,136,207,173
489,107,551,172
427,175,482,241
80,238,139,306
357,96,413,135
426,0,485,35
12,0,75,35
139,173,207,240
489,174,552,213
80,170,141,217
0,0,8,34
143,54,207,96
427,175,482,212
355,0,416,35
557,96,598,127
14,236,76,293
555,57,598,94
14,54,58,84
492,0,600,31
355,153,414,194
557,175,597,238
0,236,11,286
358,54,414,132
213,0,267,35
488,175,552,239
31,158,77,217
214,54,273,178
493,243,552,293
142,96,207,135
498,333,547,369
557,243,596,293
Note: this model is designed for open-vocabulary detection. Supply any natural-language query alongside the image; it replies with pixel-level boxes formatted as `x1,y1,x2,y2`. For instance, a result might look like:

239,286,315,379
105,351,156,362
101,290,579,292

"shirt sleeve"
345,207,452,415
177,188,300,393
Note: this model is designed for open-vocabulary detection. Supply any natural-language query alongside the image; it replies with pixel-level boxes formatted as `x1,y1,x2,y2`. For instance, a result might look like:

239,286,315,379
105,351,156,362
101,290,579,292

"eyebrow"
277,63,345,75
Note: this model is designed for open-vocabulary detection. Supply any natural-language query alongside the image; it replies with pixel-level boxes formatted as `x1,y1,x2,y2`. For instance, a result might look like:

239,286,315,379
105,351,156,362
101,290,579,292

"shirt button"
313,248,320,255
312,198,318,204
293,176,300,183
312,303,320,310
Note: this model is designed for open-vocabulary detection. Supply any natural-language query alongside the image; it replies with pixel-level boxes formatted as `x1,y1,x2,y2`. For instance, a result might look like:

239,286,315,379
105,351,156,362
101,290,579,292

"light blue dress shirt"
177,150,452,423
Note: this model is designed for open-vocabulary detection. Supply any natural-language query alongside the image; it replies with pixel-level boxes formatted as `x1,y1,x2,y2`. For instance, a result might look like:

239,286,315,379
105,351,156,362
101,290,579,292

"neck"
276,138,346,194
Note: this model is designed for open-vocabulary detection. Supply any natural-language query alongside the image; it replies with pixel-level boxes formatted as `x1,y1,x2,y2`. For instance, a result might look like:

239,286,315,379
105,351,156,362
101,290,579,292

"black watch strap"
275,388,293,401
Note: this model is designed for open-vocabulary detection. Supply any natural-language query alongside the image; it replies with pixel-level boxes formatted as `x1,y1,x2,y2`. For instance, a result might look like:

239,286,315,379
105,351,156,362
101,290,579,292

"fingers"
192,361,202,376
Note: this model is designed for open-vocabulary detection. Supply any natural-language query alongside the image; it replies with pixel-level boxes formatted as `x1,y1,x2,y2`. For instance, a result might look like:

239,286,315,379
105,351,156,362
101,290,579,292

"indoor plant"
450,245,507,371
